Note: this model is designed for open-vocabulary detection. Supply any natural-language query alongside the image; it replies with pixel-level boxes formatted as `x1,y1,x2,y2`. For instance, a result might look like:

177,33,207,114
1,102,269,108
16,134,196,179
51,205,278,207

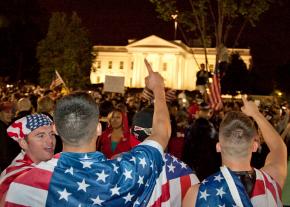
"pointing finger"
144,59,153,74
241,95,247,104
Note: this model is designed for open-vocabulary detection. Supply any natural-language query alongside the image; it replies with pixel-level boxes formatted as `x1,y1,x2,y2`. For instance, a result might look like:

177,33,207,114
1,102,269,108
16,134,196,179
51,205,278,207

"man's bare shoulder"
182,183,200,207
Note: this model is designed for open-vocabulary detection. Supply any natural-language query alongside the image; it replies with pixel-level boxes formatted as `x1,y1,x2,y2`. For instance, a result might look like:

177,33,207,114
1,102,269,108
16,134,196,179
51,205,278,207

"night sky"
1,0,290,90
39,0,290,70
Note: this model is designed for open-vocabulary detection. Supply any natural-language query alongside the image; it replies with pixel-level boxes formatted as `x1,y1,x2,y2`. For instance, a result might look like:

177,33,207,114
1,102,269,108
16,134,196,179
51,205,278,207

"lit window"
163,63,167,71
108,61,112,69
131,61,134,70
120,61,124,69
97,76,100,82
97,61,101,69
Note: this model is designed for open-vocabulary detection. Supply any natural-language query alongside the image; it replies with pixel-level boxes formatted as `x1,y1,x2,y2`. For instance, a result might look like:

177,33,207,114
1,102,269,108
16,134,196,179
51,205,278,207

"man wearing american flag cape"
183,96,287,207
5,59,173,207
0,114,55,204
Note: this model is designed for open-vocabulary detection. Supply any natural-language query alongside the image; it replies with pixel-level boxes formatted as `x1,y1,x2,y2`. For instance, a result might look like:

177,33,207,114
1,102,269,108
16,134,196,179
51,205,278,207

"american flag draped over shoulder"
152,153,199,207
0,151,35,200
251,169,283,207
208,66,223,111
5,141,166,207
196,167,282,207
196,168,253,207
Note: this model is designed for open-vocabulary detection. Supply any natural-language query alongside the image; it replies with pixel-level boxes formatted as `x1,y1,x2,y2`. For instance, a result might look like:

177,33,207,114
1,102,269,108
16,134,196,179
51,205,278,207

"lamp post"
171,13,178,40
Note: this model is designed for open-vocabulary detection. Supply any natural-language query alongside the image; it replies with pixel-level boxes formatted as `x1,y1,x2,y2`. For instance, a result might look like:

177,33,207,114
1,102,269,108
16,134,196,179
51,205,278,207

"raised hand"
144,59,165,92
240,95,260,117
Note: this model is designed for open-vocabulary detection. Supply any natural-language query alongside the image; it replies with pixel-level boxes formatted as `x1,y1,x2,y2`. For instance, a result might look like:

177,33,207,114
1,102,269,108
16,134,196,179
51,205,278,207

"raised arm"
241,96,287,188
144,59,171,150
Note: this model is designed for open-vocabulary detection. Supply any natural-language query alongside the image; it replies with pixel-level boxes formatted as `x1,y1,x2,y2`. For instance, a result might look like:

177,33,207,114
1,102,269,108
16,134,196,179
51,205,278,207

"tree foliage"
221,52,250,95
37,12,92,89
149,0,274,63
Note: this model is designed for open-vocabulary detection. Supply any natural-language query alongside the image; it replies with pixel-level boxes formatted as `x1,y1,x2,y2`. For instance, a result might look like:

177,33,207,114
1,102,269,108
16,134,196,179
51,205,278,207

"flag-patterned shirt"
5,140,165,207
0,151,35,200
196,168,282,207
161,153,199,207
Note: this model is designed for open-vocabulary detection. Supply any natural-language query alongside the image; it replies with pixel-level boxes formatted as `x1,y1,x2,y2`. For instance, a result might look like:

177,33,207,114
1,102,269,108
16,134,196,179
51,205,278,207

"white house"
90,35,251,90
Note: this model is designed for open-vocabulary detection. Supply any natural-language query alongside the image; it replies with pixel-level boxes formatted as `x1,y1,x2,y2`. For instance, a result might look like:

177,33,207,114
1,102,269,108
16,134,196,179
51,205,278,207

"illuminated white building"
90,35,251,90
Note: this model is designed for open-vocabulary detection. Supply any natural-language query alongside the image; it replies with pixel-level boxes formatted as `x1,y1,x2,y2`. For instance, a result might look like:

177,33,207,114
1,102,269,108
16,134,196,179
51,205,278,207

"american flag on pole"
5,141,168,207
208,67,223,111
195,167,282,207
50,70,65,89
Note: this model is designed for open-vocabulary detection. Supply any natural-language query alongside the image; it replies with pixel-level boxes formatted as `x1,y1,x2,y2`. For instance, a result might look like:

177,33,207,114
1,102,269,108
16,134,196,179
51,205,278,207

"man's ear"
97,122,102,136
19,139,28,151
52,124,58,135
216,142,221,152
252,140,259,152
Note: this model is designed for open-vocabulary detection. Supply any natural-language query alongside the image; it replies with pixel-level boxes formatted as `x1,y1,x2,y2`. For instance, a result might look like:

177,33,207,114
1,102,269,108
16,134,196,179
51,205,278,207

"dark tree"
37,12,92,89
275,61,290,96
221,52,250,95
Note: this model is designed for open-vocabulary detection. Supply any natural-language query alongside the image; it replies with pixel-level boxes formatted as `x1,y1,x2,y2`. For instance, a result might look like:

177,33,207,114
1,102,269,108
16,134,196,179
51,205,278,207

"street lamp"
171,13,178,40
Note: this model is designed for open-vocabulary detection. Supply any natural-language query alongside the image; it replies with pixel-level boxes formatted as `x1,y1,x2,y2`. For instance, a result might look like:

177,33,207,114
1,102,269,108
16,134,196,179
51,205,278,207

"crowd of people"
0,60,289,206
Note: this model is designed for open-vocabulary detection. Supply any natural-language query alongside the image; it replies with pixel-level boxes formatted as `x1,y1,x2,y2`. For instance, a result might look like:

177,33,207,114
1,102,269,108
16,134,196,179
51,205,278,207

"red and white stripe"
208,72,223,111
251,169,282,207
4,158,59,207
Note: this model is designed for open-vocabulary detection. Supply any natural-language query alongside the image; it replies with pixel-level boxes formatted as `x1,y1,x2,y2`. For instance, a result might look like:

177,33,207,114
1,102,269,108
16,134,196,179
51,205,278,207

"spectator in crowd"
14,97,33,120
4,59,172,206
195,63,211,94
0,114,55,203
131,105,199,207
37,95,55,119
99,108,136,158
0,102,20,171
182,102,220,181
183,96,287,206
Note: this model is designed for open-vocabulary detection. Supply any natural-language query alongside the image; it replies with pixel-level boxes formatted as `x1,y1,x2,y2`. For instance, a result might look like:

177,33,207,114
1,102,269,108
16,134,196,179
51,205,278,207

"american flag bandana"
7,114,52,141
196,167,282,207
5,141,167,207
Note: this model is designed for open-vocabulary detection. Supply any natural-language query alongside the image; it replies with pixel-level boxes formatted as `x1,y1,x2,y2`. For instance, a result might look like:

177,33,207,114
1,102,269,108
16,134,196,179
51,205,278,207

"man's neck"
62,143,96,153
222,157,253,172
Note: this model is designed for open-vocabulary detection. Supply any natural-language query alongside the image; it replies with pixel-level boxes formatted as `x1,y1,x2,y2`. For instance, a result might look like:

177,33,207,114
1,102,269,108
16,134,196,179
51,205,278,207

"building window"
162,63,167,71
108,61,112,69
131,61,134,70
119,61,124,69
96,76,100,83
92,66,96,73
97,61,101,69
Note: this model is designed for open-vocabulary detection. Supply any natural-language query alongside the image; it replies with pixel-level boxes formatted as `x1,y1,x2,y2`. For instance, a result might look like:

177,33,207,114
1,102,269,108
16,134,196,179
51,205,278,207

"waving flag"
50,70,65,89
208,67,223,111
5,141,167,207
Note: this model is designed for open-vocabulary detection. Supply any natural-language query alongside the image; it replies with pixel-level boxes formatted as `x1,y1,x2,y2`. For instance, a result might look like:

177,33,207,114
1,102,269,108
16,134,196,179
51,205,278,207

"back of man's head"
54,92,99,146
219,111,257,158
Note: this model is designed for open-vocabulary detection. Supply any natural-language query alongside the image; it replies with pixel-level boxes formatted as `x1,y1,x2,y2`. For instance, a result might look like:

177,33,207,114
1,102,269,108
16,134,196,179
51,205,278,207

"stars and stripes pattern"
159,153,199,207
208,67,223,111
50,70,65,89
0,151,35,200
7,114,52,141
196,168,282,207
4,141,167,207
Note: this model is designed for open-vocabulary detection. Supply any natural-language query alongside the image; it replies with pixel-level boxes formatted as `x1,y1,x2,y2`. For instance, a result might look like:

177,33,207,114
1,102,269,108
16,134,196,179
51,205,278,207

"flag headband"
7,114,53,142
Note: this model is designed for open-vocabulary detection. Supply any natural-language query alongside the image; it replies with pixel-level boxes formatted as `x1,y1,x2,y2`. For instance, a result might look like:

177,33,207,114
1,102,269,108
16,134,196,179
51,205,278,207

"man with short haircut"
0,114,55,202
183,96,287,206
5,60,172,206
